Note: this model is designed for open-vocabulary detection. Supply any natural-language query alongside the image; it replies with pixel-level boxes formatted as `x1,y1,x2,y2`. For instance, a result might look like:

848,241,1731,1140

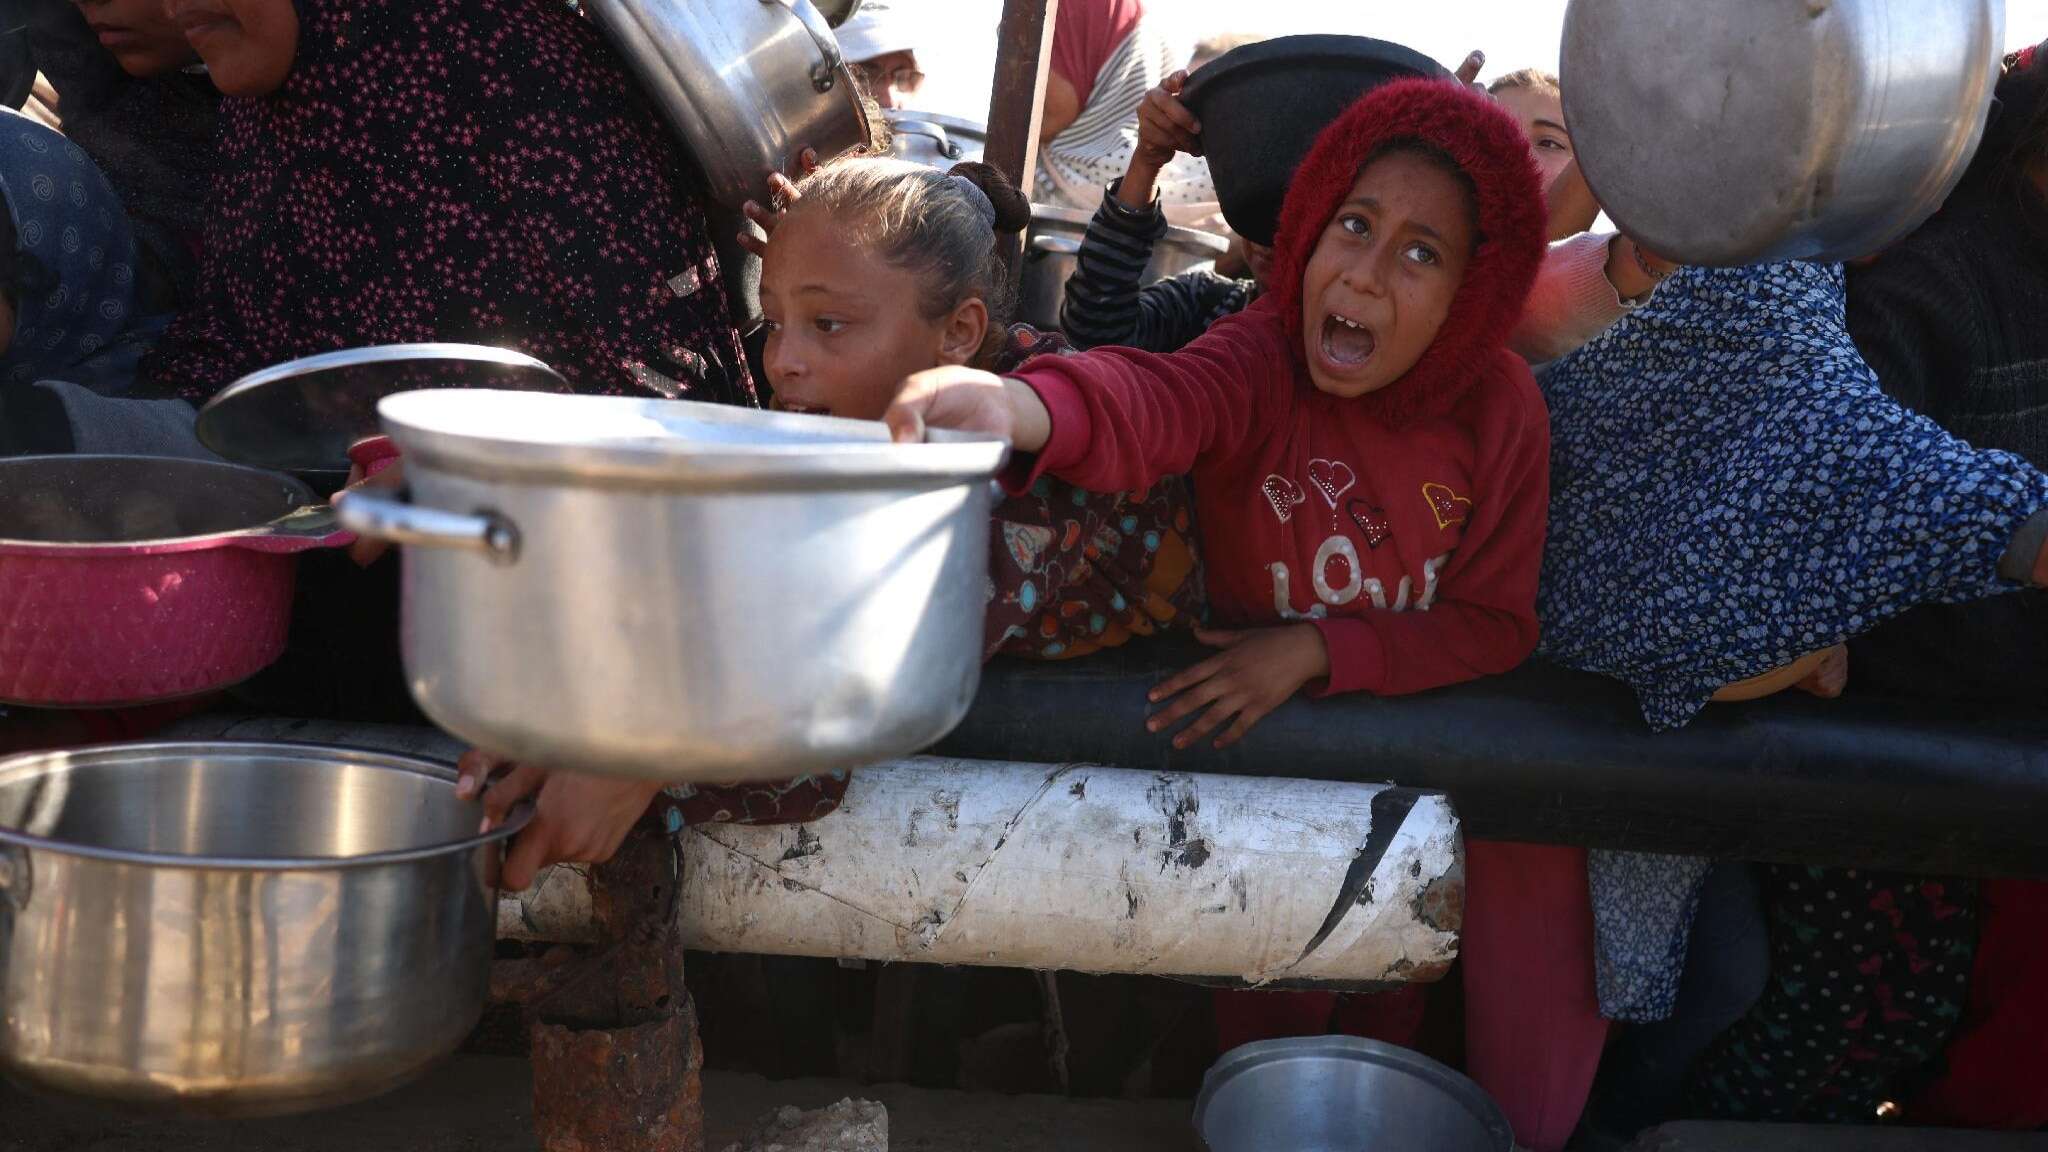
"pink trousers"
1462,840,1608,1152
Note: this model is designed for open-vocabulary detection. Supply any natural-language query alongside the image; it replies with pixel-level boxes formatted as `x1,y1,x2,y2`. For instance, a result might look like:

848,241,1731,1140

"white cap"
834,1,919,65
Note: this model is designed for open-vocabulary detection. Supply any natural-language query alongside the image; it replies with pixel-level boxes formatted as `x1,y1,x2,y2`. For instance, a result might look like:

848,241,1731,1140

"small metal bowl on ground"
1194,1036,1514,1152
0,742,524,1117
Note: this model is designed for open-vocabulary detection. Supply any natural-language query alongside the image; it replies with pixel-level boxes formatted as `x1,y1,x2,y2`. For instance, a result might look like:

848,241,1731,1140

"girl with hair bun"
755,156,1204,660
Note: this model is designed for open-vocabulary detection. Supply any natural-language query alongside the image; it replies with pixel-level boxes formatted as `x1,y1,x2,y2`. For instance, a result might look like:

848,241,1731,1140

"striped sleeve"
1060,182,1237,352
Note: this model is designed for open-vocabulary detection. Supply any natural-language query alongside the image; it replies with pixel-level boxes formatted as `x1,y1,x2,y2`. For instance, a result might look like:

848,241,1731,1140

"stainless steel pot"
1020,204,1230,333
1194,1037,1514,1152
0,742,523,1116
581,0,877,211
334,390,1007,784
883,110,987,170
1562,0,2005,266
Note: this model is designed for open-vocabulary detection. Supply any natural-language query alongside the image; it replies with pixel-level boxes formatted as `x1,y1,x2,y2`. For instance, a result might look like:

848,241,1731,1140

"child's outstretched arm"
1060,72,1233,353
889,306,1291,492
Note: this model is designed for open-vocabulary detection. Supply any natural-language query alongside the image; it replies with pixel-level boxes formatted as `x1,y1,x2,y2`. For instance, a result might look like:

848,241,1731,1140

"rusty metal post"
983,0,1058,276
521,827,701,1152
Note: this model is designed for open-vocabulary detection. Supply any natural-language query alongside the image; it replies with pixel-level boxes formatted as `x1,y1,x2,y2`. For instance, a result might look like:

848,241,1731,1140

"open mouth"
770,397,833,417
1320,312,1376,369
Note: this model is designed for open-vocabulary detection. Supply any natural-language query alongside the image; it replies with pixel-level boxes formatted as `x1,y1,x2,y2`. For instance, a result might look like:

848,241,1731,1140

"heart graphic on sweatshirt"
1347,499,1391,549
1262,475,1306,524
1307,458,1357,510
1422,482,1472,530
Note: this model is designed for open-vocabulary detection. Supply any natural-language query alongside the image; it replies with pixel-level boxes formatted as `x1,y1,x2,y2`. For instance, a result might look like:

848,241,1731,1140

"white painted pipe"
512,758,1462,985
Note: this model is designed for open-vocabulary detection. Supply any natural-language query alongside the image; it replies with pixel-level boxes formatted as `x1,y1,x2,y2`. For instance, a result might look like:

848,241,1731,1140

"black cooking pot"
1182,36,1448,247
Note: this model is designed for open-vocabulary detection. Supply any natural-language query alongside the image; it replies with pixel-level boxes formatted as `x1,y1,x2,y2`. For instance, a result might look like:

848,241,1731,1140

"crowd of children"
2,4,2047,1146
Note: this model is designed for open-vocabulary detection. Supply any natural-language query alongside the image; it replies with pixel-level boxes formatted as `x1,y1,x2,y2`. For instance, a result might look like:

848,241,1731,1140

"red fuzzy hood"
1266,77,1546,427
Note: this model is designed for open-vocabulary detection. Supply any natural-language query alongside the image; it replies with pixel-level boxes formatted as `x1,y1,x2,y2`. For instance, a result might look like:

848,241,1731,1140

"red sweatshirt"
1012,296,1548,696
1008,78,1552,698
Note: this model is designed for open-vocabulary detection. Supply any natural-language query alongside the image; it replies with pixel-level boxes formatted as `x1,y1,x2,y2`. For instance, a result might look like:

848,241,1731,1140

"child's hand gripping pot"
892,78,1551,749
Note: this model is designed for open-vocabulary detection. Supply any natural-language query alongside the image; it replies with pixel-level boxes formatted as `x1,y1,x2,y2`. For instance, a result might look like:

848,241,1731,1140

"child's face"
70,0,196,76
1299,151,1475,399
759,208,983,420
164,0,298,97
1493,86,1574,187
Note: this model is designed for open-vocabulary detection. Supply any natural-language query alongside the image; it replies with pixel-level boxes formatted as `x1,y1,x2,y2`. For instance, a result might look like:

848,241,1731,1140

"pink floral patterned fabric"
138,0,753,405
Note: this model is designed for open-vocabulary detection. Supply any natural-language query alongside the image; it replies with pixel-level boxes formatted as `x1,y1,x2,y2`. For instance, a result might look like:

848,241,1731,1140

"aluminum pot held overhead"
335,390,1007,784
1562,0,2005,266
0,742,524,1116
0,457,351,708
581,0,877,211
1020,204,1230,333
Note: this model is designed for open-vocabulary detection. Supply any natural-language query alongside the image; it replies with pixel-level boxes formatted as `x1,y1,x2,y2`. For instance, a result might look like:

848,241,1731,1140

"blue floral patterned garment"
1539,261,2048,731
1540,261,2048,1021
1588,849,1714,1021
0,107,163,393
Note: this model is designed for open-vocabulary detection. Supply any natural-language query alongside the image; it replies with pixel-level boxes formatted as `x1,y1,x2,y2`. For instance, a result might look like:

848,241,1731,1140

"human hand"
1604,232,1680,301
737,149,819,258
1455,50,1486,89
1133,70,1202,170
883,366,1050,450
341,450,403,567
1145,624,1329,750
457,749,666,893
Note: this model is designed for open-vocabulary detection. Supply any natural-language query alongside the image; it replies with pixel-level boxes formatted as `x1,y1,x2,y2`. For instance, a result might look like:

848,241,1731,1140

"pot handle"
334,487,521,566
1029,234,1082,257
228,504,358,555
761,0,843,93
890,119,964,160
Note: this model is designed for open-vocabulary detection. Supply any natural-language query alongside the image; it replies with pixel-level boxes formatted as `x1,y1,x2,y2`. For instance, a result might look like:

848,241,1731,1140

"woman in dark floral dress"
137,0,753,405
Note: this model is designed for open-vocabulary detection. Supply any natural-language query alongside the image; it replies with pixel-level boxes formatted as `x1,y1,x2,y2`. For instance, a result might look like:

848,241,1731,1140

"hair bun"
947,161,1032,235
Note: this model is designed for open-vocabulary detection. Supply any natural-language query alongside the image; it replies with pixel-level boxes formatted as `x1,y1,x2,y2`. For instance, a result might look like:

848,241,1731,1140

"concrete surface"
717,1098,887,1152
0,1056,1199,1152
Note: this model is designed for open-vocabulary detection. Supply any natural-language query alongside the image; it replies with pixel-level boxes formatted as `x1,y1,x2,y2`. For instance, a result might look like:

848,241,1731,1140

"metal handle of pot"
760,0,843,93
890,119,964,160
1029,234,1083,257
333,487,521,566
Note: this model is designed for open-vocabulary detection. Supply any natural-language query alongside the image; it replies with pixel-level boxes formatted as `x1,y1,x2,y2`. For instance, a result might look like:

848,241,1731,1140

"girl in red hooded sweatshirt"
888,79,1599,1149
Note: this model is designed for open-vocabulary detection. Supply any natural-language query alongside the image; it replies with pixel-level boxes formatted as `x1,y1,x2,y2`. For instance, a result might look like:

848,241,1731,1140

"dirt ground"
0,1056,1200,1152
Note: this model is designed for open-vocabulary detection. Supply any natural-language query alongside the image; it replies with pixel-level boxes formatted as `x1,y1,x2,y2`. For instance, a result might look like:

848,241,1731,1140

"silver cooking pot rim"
376,390,1011,486
0,742,527,872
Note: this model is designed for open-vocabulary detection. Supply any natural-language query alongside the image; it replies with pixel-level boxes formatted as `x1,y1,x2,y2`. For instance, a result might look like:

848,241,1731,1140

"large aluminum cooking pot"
0,742,523,1116
334,390,1007,784
1562,0,2005,266
1022,204,1230,333
884,110,987,170
581,0,877,211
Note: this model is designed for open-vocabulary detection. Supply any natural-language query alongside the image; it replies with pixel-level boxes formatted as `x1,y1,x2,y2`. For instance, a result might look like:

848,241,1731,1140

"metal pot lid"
0,455,316,550
378,389,1009,487
197,343,570,473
